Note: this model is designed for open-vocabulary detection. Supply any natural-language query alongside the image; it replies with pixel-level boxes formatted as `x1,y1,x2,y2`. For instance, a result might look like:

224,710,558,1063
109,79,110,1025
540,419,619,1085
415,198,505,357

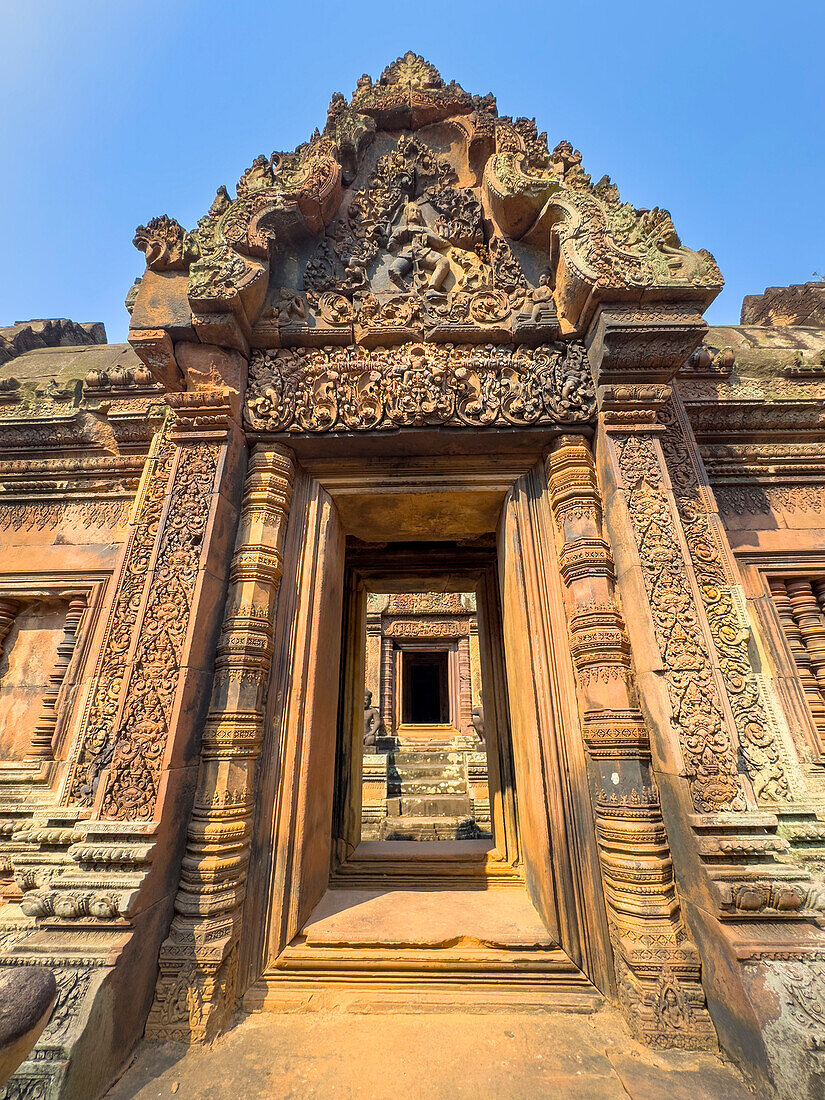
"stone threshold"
245,886,600,1013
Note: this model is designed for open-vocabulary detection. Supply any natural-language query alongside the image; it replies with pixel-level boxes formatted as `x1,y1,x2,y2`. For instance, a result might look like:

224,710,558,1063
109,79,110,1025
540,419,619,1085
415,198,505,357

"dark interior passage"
402,650,449,724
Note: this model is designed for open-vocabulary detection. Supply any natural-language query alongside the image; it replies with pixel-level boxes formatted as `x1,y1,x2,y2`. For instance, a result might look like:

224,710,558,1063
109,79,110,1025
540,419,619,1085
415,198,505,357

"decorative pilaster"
27,596,87,760
457,634,473,736
381,635,395,738
546,434,715,1048
147,445,295,1041
601,408,825,1093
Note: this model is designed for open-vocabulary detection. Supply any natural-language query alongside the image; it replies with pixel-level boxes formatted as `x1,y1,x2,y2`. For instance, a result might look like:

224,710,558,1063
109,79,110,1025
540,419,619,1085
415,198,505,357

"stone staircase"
378,750,491,840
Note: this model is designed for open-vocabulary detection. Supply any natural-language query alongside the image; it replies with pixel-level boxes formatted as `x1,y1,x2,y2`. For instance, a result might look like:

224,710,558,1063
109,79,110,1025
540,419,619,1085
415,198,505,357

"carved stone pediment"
128,53,722,382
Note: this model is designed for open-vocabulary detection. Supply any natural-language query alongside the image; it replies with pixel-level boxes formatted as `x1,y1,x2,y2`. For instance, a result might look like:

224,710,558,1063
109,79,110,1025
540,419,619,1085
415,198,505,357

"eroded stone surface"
106,1008,754,1100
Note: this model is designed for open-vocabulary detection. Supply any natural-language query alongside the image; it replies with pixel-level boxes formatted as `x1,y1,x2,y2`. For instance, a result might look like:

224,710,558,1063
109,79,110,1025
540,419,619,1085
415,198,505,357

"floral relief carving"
99,443,218,820
245,342,595,432
659,399,792,804
0,499,131,532
67,429,175,806
714,485,825,516
616,433,748,813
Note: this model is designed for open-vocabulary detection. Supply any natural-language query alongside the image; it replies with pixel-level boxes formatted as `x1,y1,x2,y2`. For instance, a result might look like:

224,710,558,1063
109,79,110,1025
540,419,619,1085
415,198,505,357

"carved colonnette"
147,445,294,1041
1,390,246,1099
767,574,825,750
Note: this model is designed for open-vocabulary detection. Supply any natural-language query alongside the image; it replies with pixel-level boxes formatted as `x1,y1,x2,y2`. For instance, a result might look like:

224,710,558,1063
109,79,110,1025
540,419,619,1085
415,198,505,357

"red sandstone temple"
1,53,824,1100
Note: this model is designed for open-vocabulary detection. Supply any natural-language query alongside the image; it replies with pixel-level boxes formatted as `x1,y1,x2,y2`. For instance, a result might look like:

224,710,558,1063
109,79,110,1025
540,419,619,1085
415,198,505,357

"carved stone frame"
238,445,615,1005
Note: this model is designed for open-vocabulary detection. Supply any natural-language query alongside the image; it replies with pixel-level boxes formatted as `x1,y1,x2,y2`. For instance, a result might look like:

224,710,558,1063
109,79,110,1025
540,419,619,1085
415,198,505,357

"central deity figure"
387,201,451,294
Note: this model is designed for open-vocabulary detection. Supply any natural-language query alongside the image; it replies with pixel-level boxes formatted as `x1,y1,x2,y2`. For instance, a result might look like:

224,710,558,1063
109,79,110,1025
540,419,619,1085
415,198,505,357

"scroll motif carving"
659,399,792,804
615,433,748,813
133,215,197,272
246,342,595,433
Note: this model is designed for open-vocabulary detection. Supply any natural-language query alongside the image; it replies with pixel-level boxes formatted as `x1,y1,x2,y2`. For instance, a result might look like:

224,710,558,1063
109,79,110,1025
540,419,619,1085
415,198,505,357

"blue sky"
2,1,823,342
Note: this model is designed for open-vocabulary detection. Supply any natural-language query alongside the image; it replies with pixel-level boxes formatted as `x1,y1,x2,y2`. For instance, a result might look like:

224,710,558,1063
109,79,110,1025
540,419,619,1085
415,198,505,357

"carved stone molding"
715,484,825,517
0,499,132,533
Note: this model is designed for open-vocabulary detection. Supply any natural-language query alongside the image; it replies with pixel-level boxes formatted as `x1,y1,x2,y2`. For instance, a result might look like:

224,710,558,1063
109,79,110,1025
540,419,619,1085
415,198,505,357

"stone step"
379,816,493,841
392,764,464,781
399,778,467,796
392,752,465,766
400,795,472,817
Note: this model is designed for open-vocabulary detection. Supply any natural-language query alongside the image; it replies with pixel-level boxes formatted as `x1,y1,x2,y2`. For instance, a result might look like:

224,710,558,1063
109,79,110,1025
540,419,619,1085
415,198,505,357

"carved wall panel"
99,441,218,820
148,446,295,1041
2,399,245,1098
65,427,176,808
245,342,595,434
546,434,714,1048
659,397,793,805
613,431,748,813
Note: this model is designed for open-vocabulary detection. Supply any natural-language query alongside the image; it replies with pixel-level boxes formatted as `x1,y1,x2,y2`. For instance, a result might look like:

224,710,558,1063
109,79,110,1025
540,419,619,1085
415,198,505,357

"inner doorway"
334,541,520,868
361,588,492,843
401,649,449,725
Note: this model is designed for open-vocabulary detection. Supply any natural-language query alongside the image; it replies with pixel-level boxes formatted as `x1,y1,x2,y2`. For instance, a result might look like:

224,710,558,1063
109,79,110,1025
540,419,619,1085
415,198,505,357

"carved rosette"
148,446,295,1041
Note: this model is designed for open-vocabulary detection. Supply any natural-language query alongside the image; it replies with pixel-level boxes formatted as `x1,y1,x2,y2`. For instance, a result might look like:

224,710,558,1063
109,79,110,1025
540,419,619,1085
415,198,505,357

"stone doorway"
359,586,492,843
238,454,613,1013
